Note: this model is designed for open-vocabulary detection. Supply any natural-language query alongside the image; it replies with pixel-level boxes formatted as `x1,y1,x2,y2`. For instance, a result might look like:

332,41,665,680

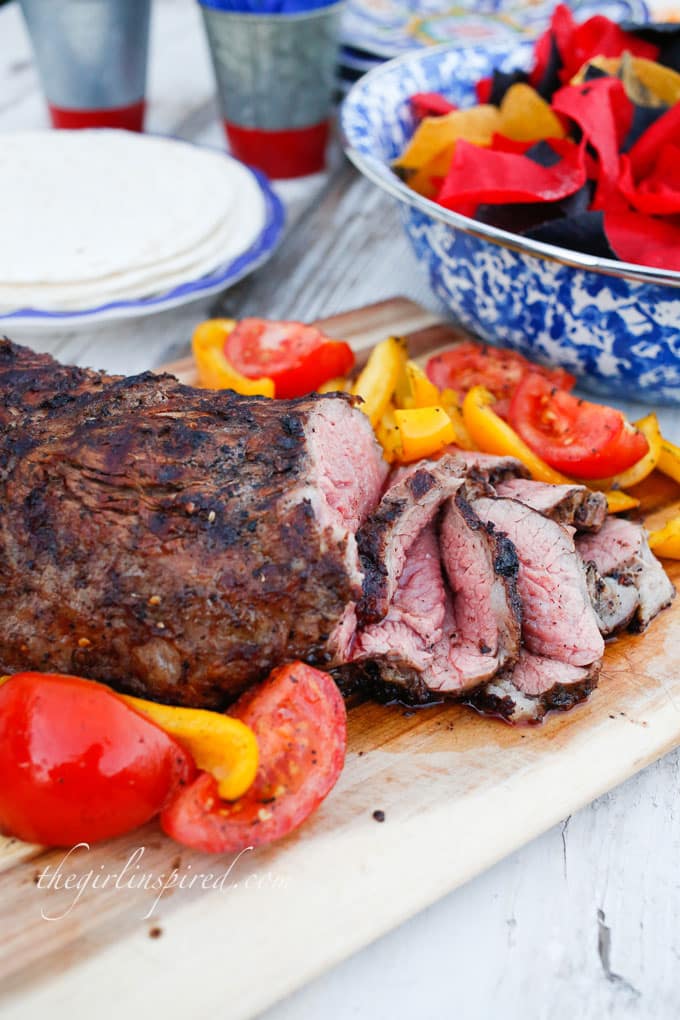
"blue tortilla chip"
525,210,618,258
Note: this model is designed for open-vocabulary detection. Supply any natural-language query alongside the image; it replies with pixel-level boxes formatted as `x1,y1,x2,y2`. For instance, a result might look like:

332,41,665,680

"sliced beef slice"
438,491,521,688
472,497,604,667
469,651,601,723
577,517,675,632
449,449,529,484
582,561,640,636
496,478,607,532
356,454,465,624
339,524,450,701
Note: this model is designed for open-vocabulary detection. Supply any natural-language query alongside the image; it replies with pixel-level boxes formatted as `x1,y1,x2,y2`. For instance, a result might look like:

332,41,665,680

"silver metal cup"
200,1,345,177
19,0,151,130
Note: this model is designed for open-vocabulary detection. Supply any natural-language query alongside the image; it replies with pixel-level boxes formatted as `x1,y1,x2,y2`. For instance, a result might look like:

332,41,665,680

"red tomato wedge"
0,673,194,847
161,663,346,855
426,342,575,418
509,373,649,479
225,318,355,399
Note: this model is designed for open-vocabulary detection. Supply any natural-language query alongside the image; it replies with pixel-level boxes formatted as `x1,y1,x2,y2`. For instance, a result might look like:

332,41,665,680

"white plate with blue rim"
0,131,285,330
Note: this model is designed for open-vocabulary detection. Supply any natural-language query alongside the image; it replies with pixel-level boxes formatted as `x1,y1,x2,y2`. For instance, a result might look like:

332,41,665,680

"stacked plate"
0,130,284,327
337,0,650,93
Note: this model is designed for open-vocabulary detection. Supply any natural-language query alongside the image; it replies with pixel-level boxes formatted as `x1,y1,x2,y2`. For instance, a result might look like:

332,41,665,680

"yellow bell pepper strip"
121,695,259,802
395,360,441,410
604,489,641,514
353,336,407,427
611,413,662,490
376,403,403,463
440,388,475,450
462,386,572,484
393,406,456,463
658,436,680,486
648,517,680,559
317,376,350,394
192,319,275,397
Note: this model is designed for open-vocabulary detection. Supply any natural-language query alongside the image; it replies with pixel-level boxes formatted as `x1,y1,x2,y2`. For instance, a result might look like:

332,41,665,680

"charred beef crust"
582,561,639,636
332,659,434,705
0,337,118,427
0,363,365,708
495,479,607,532
467,662,600,723
572,490,608,531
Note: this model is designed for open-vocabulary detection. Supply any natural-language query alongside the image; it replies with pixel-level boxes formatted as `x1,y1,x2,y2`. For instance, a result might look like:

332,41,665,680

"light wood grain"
0,299,678,1020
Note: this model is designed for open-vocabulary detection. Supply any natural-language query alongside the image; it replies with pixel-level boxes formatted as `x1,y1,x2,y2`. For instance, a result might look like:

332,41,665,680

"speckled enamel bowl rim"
341,41,680,289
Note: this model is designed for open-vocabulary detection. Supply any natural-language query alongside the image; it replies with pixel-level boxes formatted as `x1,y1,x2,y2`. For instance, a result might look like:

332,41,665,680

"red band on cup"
224,120,329,179
48,100,146,132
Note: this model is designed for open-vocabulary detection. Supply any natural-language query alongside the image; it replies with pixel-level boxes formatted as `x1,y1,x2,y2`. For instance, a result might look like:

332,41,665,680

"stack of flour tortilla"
0,130,267,313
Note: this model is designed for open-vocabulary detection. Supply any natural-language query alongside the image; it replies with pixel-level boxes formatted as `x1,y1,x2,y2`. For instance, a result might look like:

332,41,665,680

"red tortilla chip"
476,77,492,104
552,78,633,207
530,4,573,90
410,93,457,120
436,138,586,211
564,15,658,81
488,134,534,155
618,145,680,215
628,101,680,179
530,4,659,93
605,209,680,271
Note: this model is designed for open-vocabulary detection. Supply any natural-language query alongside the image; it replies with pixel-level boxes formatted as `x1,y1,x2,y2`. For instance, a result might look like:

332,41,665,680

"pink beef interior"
308,397,388,533
306,397,389,661
439,495,515,686
352,525,446,673
474,497,604,667
576,516,643,575
510,650,591,697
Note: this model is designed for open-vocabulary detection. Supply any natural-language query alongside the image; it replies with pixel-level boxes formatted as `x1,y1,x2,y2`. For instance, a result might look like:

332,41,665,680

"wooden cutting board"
1,298,679,1020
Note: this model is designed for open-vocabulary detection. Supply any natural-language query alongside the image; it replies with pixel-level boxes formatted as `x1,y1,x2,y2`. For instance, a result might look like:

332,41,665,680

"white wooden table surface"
2,2,680,1018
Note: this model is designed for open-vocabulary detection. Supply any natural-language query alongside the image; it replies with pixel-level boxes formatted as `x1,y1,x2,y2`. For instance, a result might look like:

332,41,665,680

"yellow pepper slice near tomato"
393,406,456,463
648,517,680,559
353,336,407,427
439,388,476,450
0,675,261,804
604,490,641,514
376,403,403,463
395,360,441,410
610,413,662,489
121,695,259,802
317,376,350,394
658,436,680,486
462,385,572,484
192,319,275,397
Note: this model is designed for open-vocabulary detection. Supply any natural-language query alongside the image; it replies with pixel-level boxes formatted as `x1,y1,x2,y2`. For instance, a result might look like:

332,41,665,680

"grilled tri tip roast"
0,339,674,720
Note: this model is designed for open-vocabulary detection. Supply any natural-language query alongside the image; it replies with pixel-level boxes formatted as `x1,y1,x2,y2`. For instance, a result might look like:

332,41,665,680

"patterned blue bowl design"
341,42,680,404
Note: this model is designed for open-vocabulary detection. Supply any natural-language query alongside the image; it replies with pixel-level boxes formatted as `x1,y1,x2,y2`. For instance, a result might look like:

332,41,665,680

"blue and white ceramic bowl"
341,41,680,404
